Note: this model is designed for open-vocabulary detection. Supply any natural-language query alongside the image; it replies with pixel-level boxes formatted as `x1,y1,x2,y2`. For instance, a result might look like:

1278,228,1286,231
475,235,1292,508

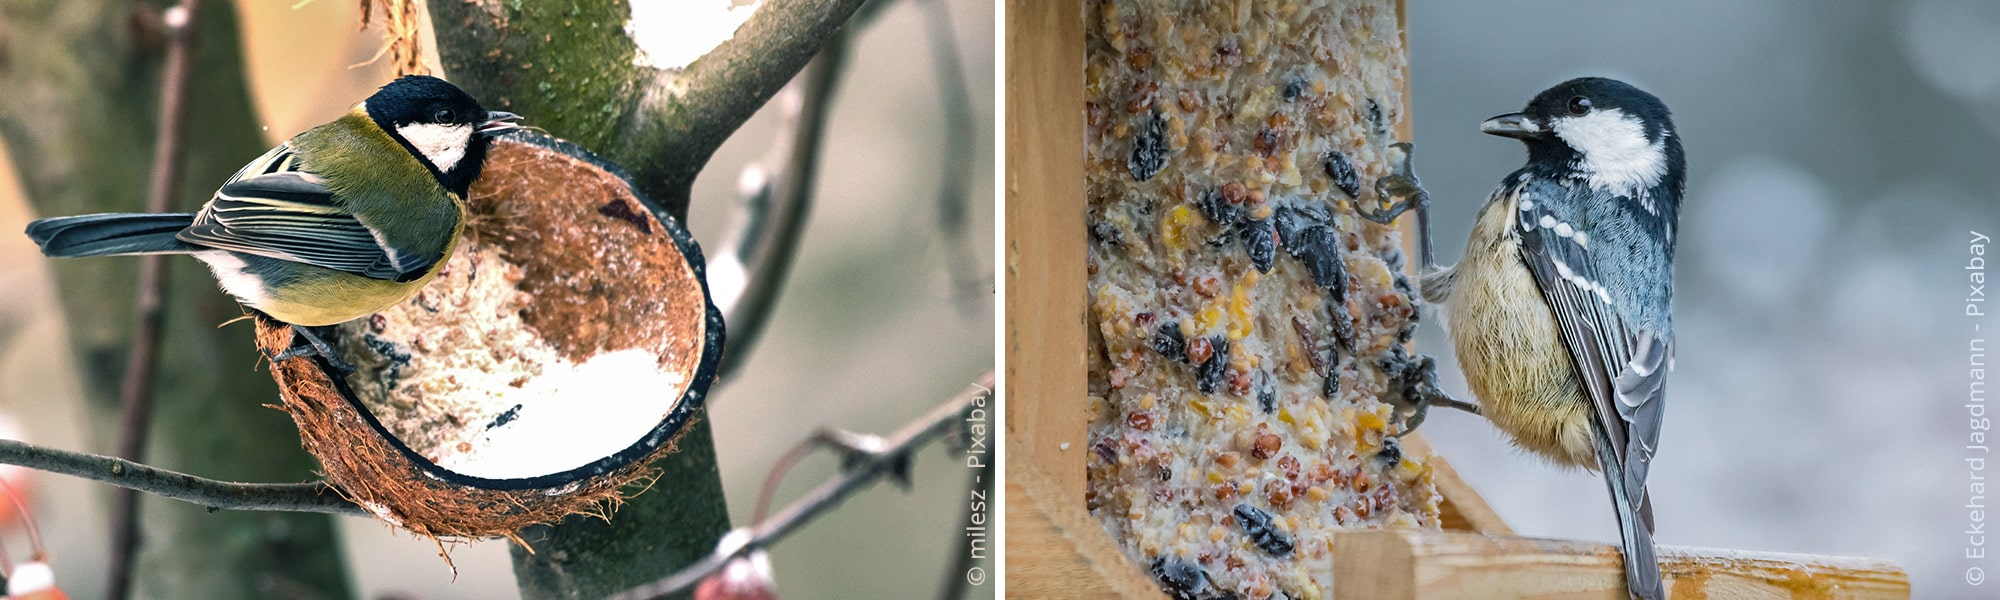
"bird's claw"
1384,351,1481,437
268,324,356,374
1359,142,1428,225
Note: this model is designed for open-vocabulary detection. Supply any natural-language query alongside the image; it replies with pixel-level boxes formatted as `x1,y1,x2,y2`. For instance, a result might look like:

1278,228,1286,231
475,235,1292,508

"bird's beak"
1480,113,1543,140
477,111,522,135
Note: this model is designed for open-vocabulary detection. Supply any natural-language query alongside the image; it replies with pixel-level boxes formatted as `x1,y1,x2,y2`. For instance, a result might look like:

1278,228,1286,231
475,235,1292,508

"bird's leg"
1426,393,1484,416
269,324,355,374
1361,142,1437,272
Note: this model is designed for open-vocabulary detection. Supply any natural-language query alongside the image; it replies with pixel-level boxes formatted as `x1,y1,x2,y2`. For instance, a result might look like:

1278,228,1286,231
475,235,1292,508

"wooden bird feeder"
1003,1,1911,597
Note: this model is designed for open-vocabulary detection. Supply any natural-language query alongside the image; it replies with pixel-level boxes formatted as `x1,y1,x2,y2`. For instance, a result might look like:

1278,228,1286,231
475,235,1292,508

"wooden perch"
1400,433,1511,535
1333,529,1910,600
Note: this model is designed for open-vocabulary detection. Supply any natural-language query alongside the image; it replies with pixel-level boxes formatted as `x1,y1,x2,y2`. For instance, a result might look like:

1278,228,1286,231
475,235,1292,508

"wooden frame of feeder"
1000,1,1912,598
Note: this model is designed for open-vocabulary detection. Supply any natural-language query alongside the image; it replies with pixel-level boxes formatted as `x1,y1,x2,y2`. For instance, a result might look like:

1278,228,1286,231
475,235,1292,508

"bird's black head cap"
1485,77,1684,201
1521,77,1675,144
364,75,504,197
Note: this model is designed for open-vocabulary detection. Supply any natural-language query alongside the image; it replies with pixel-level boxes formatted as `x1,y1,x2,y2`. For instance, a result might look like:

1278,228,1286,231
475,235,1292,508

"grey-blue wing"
1514,174,1672,598
1615,330,1670,525
1511,175,1671,517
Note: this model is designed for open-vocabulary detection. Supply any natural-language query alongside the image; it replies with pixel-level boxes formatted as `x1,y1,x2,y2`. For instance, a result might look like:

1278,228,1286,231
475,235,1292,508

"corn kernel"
1162,205,1195,251
1195,302,1224,334
1357,410,1386,432
1227,282,1255,340
1396,456,1424,481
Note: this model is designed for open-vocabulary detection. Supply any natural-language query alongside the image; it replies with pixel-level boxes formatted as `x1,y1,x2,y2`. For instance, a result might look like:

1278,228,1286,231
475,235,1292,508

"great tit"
1411,77,1683,600
25,75,520,363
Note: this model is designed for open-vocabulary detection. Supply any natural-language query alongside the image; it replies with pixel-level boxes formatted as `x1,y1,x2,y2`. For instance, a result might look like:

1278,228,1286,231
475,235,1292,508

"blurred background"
1404,1,2000,596
0,0,992,598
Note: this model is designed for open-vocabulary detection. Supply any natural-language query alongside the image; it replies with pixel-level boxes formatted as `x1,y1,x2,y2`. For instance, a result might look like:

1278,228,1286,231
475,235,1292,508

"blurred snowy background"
1404,1,2000,596
0,0,992,598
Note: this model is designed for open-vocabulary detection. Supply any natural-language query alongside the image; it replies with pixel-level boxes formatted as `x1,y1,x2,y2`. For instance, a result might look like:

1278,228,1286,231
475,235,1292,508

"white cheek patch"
396,123,472,172
1552,108,1668,197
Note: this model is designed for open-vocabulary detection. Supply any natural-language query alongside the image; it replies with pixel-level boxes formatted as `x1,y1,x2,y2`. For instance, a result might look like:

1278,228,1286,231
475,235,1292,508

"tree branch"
0,439,361,516
606,375,994,600
632,0,868,220
711,28,848,383
429,0,869,221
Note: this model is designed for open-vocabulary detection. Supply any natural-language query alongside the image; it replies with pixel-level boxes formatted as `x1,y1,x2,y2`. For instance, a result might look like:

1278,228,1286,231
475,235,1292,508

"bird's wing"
1511,177,1670,524
177,144,438,282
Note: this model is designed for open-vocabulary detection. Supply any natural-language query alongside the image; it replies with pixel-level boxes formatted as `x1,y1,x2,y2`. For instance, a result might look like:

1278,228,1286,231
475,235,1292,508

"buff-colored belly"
1447,198,1596,469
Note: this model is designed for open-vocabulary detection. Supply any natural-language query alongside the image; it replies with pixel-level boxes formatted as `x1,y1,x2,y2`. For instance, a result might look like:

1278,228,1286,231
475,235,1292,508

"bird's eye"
1566,96,1591,115
432,107,457,122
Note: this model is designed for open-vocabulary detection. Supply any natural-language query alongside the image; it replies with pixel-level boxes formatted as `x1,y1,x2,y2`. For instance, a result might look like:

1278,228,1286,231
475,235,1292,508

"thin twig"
916,0,985,316
712,28,849,382
751,437,823,525
109,0,201,597
606,374,995,600
0,439,361,515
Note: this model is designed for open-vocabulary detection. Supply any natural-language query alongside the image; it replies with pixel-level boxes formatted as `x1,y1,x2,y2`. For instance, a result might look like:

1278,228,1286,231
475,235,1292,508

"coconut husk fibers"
256,132,724,539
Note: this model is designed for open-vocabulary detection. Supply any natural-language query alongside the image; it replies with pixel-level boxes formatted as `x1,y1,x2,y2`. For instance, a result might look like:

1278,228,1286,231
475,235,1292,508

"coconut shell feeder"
255,131,723,539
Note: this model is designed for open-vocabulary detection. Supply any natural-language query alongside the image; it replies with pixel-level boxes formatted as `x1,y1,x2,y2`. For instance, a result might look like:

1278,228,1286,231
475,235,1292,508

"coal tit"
1401,77,1685,600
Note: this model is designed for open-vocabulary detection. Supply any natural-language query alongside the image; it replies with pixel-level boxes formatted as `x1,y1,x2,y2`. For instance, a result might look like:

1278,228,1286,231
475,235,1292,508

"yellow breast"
255,213,465,327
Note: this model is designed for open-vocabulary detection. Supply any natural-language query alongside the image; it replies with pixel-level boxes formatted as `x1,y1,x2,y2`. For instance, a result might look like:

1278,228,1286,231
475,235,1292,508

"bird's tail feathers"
25,213,199,258
1594,424,1663,600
